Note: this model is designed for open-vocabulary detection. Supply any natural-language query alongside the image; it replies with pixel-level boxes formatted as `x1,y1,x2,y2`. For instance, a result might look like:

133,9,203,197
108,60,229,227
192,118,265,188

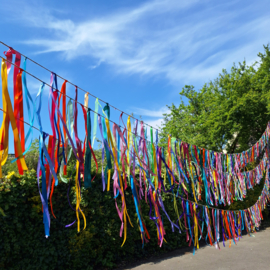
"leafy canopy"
161,45,270,153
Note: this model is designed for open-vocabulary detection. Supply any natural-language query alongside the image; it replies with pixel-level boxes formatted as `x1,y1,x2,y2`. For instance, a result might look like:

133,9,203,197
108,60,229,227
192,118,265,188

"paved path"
121,228,270,270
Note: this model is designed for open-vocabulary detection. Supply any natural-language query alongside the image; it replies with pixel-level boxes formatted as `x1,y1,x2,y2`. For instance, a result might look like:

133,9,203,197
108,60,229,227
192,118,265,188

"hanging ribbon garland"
0,48,270,254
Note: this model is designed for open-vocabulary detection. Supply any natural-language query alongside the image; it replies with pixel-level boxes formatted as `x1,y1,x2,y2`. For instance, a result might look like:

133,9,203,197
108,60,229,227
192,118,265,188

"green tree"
160,45,270,214
161,45,270,153
2,139,40,175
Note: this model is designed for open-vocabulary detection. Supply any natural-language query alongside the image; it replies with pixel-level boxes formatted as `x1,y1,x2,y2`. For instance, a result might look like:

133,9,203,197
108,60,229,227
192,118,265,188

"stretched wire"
0,42,267,156
0,56,158,145
0,41,161,132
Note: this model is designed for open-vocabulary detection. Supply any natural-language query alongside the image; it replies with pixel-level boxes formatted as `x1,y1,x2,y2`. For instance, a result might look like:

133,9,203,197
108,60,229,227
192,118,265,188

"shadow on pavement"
115,221,270,270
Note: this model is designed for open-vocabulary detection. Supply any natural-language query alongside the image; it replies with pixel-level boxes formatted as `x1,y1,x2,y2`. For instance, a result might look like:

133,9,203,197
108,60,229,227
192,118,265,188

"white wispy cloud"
130,118,163,136
25,79,44,94
132,106,169,118
144,118,164,129
2,0,270,85
130,106,168,132
89,59,103,70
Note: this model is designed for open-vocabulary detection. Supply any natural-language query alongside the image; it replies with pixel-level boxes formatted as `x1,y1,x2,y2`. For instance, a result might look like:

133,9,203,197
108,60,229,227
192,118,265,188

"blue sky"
0,0,270,150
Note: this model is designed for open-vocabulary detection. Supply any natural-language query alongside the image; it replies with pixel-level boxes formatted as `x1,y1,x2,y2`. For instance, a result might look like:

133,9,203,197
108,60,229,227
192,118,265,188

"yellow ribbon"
193,204,199,249
75,160,86,232
173,195,184,231
105,117,133,246
107,169,111,191
84,93,89,108
127,116,131,178
0,59,27,177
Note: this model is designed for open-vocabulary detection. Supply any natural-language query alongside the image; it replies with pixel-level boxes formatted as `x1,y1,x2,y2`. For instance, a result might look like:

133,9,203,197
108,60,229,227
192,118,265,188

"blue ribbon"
130,175,144,244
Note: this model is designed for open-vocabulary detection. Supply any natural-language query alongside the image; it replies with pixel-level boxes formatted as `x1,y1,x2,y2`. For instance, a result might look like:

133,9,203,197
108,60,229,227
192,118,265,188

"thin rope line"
164,189,266,212
0,56,158,146
1,98,264,211
0,108,62,143
0,42,268,156
1,106,266,213
0,41,159,132
0,108,40,132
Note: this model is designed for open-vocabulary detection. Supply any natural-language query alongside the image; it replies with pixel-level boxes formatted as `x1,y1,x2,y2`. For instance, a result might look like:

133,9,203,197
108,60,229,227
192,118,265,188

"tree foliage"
2,139,40,175
161,45,270,153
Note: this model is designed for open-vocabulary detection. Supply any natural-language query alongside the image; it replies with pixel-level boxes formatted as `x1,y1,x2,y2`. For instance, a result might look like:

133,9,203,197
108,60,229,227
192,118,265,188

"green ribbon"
84,109,92,188
102,103,112,170
59,99,74,183
92,98,99,148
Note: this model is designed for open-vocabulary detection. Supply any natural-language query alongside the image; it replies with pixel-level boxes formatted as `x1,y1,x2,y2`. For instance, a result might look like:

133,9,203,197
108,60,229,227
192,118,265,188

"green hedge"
0,170,268,270
0,171,188,270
